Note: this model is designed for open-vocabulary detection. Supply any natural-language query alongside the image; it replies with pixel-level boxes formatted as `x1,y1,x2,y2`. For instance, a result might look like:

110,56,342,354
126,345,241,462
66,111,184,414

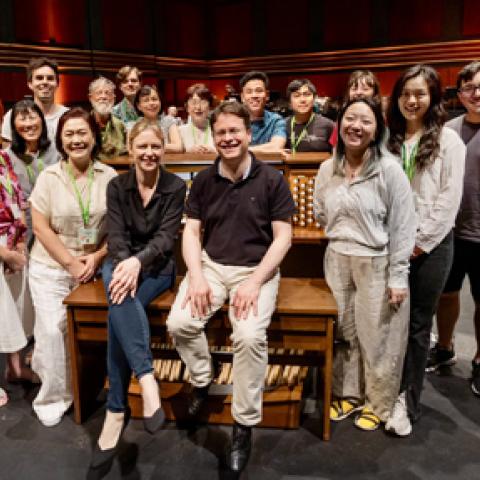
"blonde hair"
128,118,164,149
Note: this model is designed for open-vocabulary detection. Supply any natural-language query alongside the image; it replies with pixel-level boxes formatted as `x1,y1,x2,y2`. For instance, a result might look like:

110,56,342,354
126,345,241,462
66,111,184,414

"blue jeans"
102,259,175,413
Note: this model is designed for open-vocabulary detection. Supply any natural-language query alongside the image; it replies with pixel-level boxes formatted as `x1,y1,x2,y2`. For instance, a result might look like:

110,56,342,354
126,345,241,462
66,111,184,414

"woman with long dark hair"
386,65,466,436
314,98,415,431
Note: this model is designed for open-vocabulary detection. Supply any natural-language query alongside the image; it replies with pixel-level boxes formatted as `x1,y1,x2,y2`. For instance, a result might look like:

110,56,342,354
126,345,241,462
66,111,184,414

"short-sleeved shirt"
185,153,296,267
112,98,139,125
29,161,117,269
106,166,186,275
250,109,287,146
2,105,69,144
95,114,127,161
285,113,334,152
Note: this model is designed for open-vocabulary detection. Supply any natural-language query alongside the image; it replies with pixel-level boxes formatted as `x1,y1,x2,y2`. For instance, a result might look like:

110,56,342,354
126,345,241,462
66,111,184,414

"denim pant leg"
103,259,174,412
401,232,454,421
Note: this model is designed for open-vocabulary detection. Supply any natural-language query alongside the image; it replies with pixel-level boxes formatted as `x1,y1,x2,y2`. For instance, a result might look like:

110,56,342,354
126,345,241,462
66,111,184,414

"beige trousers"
324,247,409,421
29,261,77,424
167,251,280,426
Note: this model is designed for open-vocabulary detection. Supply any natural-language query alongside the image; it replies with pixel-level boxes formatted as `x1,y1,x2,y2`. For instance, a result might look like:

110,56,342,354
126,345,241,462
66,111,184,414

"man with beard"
167,101,295,474
2,57,68,150
112,65,142,125
88,77,127,161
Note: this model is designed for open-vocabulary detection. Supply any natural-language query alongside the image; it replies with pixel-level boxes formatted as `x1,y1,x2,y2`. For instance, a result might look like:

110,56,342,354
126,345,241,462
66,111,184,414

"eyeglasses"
459,83,480,96
188,98,209,107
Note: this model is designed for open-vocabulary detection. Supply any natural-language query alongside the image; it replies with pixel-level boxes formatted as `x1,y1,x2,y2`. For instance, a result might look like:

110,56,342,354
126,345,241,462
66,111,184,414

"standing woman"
8,99,59,245
129,85,183,153
314,98,416,431
0,150,32,405
179,83,216,153
89,119,185,473
29,107,117,427
386,65,466,436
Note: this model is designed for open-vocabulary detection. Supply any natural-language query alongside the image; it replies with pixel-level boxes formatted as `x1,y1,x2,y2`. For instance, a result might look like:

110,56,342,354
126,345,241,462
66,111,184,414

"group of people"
0,54,479,476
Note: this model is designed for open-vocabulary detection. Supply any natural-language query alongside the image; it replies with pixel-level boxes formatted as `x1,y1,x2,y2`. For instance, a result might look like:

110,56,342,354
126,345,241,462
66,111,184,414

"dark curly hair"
387,64,447,170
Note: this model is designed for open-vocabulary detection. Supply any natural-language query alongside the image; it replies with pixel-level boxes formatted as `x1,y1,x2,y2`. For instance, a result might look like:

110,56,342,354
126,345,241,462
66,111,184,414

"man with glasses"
89,77,127,161
429,61,480,397
167,101,295,473
112,65,142,125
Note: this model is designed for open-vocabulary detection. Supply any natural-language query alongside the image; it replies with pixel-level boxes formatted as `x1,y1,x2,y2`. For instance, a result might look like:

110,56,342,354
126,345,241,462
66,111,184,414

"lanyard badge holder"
290,114,315,154
401,142,418,182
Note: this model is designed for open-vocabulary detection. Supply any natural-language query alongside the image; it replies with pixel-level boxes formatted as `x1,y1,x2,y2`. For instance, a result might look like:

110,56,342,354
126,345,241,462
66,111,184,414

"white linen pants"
29,260,77,424
324,247,409,421
167,251,280,426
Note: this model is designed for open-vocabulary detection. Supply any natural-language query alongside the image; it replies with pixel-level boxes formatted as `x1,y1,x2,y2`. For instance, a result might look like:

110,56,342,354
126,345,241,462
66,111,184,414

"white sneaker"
38,415,62,427
385,392,412,437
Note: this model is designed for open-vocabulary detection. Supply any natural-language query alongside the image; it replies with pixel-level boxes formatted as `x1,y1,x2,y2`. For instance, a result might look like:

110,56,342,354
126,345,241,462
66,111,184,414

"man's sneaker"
471,361,480,397
385,391,412,437
425,343,457,372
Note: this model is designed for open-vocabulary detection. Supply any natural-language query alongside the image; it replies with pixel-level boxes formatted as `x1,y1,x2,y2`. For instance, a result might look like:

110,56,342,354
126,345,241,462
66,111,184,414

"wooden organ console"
64,151,337,440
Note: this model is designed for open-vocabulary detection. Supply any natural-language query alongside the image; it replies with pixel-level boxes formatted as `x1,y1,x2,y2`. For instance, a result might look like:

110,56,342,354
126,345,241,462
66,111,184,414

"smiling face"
138,90,161,120
13,108,42,146
28,65,58,104
213,113,251,162
349,78,375,101
458,70,480,118
398,75,431,128
187,93,209,126
290,84,315,116
120,70,141,99
241,78,268,118
89,85,115,116
130,127,164,175
340,102,377,154
61,118,95,166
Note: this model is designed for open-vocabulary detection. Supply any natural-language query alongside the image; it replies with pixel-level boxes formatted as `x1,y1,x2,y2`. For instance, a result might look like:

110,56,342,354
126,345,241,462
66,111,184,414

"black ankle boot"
226,422,252,473
187,384,210,418
87,407,131,478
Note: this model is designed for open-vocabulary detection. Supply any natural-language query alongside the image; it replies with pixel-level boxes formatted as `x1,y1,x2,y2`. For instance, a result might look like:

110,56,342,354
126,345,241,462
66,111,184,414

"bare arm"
232,219,292,319
165,124,183,153
180,217,213,317
249,135,286,153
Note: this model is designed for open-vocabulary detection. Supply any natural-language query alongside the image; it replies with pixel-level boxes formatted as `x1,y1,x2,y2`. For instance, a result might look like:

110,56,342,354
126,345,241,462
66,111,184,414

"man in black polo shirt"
167,101,295,473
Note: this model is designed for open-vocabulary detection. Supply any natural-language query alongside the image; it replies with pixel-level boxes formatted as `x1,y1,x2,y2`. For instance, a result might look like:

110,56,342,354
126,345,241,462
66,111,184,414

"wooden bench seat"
65,277,337,440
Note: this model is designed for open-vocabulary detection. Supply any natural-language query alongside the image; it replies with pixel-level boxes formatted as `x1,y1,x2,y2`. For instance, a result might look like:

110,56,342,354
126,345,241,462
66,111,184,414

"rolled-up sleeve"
386,163,416,289
415,128,466,253
135,182,186,269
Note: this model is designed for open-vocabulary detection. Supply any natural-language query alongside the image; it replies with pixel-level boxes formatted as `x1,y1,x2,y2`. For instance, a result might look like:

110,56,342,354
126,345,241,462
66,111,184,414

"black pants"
401,231,454,421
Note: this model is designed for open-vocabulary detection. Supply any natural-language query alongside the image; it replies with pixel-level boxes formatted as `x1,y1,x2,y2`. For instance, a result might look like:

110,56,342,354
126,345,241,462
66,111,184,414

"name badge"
10,203,21,220
78,227,98,247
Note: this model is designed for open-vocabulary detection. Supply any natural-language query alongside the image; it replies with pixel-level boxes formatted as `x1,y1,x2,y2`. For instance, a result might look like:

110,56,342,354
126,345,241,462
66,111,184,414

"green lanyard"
290,114,315,154
191,121,210,146
25,155,44,185
66,163,94,227
0,154,14,197
401,141,418,181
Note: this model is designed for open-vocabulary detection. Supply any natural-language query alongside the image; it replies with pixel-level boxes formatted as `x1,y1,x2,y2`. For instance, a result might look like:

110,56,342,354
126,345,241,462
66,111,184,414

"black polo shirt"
106,166,186,274
185,154,296,267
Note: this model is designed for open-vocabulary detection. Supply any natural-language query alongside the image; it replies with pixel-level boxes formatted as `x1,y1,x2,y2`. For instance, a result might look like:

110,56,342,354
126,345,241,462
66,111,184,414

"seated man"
112,65,142,125
285,79,334,153
167,101,295,473
89,77,127,161
240,71,286,152
2,57,68,151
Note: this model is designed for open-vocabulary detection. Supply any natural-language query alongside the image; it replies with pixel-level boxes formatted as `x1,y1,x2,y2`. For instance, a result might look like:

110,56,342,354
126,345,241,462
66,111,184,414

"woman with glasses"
385,65,466,436
179,83,216,153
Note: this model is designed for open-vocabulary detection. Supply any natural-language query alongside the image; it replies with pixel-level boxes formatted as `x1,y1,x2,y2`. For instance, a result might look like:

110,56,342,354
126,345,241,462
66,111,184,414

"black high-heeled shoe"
87,407,131,478
143,407,165,434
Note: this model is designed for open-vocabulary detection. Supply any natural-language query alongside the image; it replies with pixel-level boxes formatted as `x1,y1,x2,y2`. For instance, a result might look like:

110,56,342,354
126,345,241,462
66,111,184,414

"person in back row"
285,79,334,153
167,101,295,474
2,57,68,152
429,61,480,398
112,65,142,125
240,71,286,151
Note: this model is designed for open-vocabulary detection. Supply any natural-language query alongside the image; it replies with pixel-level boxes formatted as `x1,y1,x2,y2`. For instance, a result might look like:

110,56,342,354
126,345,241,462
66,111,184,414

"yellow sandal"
354,407,381,431
330,398,363,422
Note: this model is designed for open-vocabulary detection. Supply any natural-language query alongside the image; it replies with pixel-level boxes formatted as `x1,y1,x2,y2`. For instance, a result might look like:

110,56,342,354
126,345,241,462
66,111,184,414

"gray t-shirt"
285,113,334,152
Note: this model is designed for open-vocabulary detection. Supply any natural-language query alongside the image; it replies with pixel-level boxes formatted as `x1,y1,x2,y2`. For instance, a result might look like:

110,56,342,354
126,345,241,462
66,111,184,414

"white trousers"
167,251,280,426
29,260,77,424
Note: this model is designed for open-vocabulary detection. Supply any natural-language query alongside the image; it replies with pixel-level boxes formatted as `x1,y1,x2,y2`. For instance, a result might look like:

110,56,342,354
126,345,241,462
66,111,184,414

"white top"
179,122,215,151
407,126,466,252
2,105,69,144
314,153,416,288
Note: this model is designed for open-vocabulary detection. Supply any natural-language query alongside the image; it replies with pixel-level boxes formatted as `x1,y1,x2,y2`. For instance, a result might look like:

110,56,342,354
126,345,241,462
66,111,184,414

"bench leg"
322,317,334,441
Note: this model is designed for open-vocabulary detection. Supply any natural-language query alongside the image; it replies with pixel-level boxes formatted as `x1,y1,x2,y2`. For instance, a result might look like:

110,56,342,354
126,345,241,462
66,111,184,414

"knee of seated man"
166,309,200,338
231,326,267,351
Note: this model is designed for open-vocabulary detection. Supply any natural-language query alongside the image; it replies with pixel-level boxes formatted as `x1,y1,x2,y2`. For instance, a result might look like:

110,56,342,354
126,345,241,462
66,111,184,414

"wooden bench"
65,277,337,440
